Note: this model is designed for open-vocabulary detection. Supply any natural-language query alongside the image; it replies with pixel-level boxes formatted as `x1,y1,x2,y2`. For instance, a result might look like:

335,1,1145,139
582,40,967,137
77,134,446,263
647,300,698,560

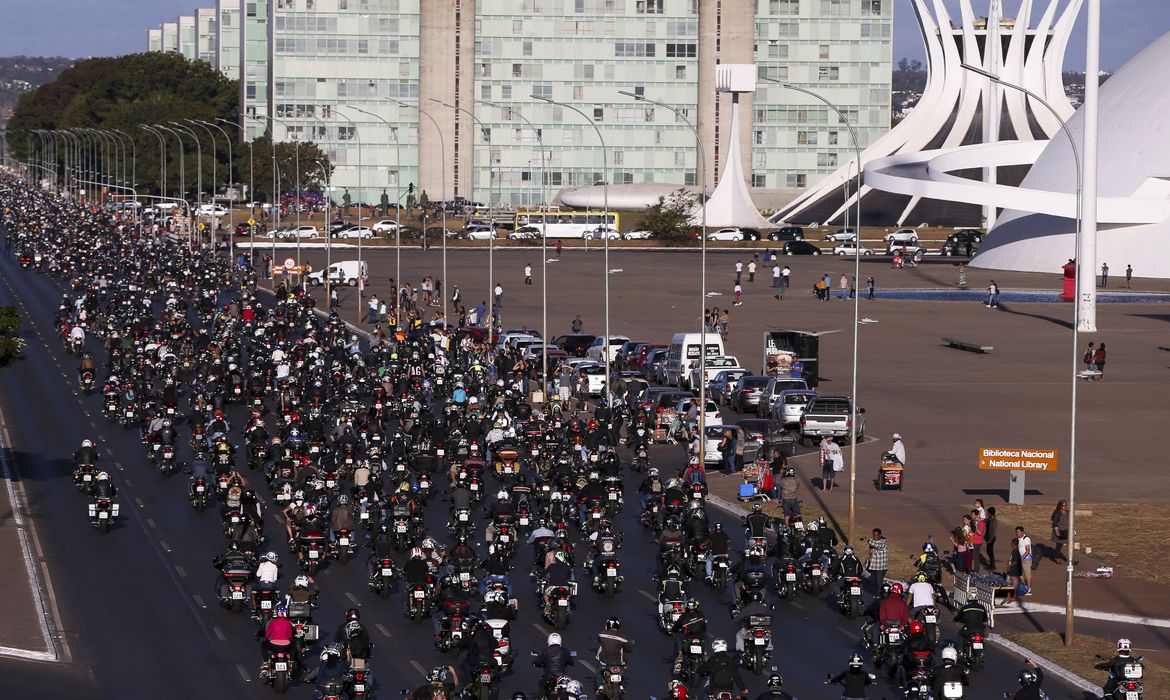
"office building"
217,0,241,81
178,15,197,61
197,8,218,67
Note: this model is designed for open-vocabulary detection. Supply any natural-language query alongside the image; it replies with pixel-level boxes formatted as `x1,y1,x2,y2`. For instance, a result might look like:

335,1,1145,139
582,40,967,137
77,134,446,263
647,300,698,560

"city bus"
513,211,621,239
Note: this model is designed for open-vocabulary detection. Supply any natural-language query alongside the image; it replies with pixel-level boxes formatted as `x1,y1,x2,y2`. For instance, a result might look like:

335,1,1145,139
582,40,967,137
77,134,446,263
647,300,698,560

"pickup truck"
798,396,864,446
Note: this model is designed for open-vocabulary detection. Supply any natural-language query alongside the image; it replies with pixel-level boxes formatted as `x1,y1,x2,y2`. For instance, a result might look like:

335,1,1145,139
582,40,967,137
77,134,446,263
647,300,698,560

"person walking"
1093,343,1107,380
571,314,583,333
771,263,781,289
865,528,889,595
1083,342,1096,373
838,273,849,300
984,506,999,570
734,260,744,286
555,239,562,256
1100,262,1109,287
733,282,743,306
822,273,832,302
1125,264,1133,288
452,284,462,309
969,510,986,573
986,280,1000,309
781,265,791,289
748,256,757,283
329,288,339,311
866,275,875,300
367,295,380,324
494,282,503,309
1016,526,1034,594
1050,500,1070,564
524,263,533,285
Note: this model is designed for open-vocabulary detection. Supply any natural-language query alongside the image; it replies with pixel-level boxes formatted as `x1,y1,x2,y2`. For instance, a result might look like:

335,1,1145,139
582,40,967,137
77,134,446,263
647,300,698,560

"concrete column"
698,0,756,190
419,0,476,201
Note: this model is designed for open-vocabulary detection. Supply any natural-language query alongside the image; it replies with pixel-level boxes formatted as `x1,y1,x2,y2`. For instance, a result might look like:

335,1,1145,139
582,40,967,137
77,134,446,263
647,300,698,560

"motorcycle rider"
953,587,990,644
92,470,117,501
541,550,575,606
595,617,634,688
636,467,664,512
254,551,280,591
1095,638,1139,698
447,533,479,577
367,522,397,580
733,589,773,655
305,642,349,689
212,540,254,601
329,493,357,545
705,522,731,582
932,645,969,698
699,638,747,698
259,604,298,675
432,575,473,643
74,438,99,470
587,521,621,580
670,598,707,674
907,571,936,617
1011,660,1045,700
78,351,96,383
756,673,795,700
743,502,771,540
333,608,373,670
832,546,865,585
863,582,910,649
826,653,877,699
730,545,770,609
532,632,574,698
900,619,934,684
407,666,459,700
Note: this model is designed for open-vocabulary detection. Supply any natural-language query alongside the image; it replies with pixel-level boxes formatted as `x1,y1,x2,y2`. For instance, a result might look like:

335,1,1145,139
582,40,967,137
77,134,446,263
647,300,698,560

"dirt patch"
996,503,1170,584
1002,631,1169,698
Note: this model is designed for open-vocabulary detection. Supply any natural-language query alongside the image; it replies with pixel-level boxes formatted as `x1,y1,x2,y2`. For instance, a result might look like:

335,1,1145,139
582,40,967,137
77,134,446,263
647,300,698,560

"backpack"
922,552,942,576
687,467,706,486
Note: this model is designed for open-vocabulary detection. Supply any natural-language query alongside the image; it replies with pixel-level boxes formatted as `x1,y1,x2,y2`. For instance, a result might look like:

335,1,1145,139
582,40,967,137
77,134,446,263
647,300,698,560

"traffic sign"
283,258,296,270
198,222,206,231
978,448,1058,472
247,217,256,227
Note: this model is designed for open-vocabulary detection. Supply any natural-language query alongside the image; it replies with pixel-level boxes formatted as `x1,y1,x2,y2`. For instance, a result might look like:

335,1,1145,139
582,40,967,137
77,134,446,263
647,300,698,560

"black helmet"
767,673,783,689
345,608,360,622
1019,669,1038,686
713,522,723,533
848,653,863,668
605,617,621,631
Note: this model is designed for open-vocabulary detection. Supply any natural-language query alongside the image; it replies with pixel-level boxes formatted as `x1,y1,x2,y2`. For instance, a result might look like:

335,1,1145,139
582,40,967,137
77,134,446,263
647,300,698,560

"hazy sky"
3,0,1168,72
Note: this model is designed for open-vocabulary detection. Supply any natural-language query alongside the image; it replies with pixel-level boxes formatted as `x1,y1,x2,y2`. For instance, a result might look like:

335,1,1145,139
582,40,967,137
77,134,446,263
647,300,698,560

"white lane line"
638,589,656,603
213,626,227,642
345,592,361,606
123,479,133,487
135,498,145,508
159,540,171,552
175,565,187,578
236,663,250,682
410,660,427,679
579,659,596,672
376,623,391,638
836,626,855,639
531,622,550,636
193,594,207,608
145,518,156,529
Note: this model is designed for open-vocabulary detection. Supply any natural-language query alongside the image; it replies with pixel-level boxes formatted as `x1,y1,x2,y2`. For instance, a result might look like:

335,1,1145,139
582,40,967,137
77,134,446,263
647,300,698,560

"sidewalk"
0,468,55,660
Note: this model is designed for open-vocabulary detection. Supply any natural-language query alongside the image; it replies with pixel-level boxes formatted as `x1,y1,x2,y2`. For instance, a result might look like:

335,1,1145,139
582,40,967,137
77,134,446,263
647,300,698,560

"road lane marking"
376,623,391,638
145,518,156,529
193,594,207,608
345,592,361,606
531,622,550,636
175,565,187,578
159,540,171,552
236,663,250,682
410,660,427,679
638,589,656,603
579,659,596,672
213,626,226,642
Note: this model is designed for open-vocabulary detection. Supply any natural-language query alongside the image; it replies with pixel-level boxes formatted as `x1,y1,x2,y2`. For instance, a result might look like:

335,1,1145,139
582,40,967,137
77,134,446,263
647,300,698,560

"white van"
307,260,368,287
664,332,725,388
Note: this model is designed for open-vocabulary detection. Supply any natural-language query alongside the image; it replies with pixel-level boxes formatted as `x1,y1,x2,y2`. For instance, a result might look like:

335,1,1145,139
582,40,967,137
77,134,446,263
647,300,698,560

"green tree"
642,188,697,244
239,134,332,204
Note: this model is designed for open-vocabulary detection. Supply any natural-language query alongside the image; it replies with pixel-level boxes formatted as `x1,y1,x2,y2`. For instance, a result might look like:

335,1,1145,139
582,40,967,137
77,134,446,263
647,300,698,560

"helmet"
345,608,360,622
713,522,723,533
547,632,562,646
668,679,688,698
647,468,659,478
843,546,855,556
345,620,362,638
336,494,350,505
890,583,904,597
274,604,288,618
427,667,445,683
97,471,109,481
82,439,93,448
555,551,569,565
303,503,316,517
783,467,795,477
909,620,924,635
880,582,892,598
749,545,765,559
1019,669,1038,686
294,575,310,588
1117,638,1132,654
497,489,510,501
605,617,621,631
941,645,959,664
512,694,528,700
923,542,937,554
711,638,728,653
807,520,819,532
685,598,700,612
915,572,928,582
262,551,277,563
752,503,762,513
320,643,342,663
767,673,783,689
849,653,864,668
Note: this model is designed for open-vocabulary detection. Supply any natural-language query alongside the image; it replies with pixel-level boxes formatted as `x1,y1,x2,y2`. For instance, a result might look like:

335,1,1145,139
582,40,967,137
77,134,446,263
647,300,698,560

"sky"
2,0,1169,72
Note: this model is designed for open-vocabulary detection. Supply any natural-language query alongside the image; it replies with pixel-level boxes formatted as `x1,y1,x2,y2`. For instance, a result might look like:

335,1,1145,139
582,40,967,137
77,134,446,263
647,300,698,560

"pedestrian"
329,288,339,311
1100,261,1109,287
1002,536,1022,605
866,275,875,300
378,299,388,325
1093,343,1107,379
958,263,967,288
571,314,583,333
822,273,832,302
367,295,380,324
782,265,791,289
1050,500,1070,563
452,284,462,308
719,309,729,340
494,282,503,309
748,256,757,282
555,240,562,256
261,252,272,279
1083,342,1096,373
1125,264,1133,288
770,448,788,502
818,436,839,492
733,282,743,306
950,526,969,574
434,278,442,304
865,528,889,595
986,280,1000,308
719,428,736,475
771,263,781,289
850,275,856,299
735,259,743,285
838,273,849,300
1015,526,1034,593
524,263,532,285
467,304,479,328
969,509,985,573
985,506,999,570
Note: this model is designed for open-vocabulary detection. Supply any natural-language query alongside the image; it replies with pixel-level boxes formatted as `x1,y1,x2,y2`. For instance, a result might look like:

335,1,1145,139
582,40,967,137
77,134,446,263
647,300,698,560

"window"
665,43,697,58
786,173,807,188
613,151,623,166
676,65,686,79
593,107,604,122
246,84,257,99
246,2,257,16
480,63,490,77
514,19,524,33
818,66,839,81
533,84,553,99
501,85,512,99
636,0,664,13
358,39,368,54
819,44,830,59
634,85,645,97
512,64,522,77
776,22,798,37
573,64,595,79
752,174,767,188
674,151,685,167
615,42,656,58
388,169,398,187
573,85,584,100
684,172,696,186
481,84,491,100
770,0,799,14
817,152,838,167
523,40,533,57
797,131,817,145
828,131,839,145
753,130,765,145
368,80,379,97
338,126,356,141
674,108,691,124
863,0,882,15
480,128,491,143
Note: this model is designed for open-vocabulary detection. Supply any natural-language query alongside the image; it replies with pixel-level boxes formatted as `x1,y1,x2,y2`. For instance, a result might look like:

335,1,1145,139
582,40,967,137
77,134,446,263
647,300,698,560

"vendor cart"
878,454,903,490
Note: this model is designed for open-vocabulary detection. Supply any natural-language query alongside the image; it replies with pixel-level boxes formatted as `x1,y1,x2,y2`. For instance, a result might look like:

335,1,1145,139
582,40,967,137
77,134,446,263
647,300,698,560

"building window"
514,19,524,33
634,85,645,97
501,85,512,99
573,85,584,100
338,126,356,141
863,0,882,15
480,63,490,78
368,80,378,97
357,39,368,54
676,65,686,79
613,151,623,165
674,151,685,167
665,43,697,58
797,131,817,145
684,172,696,186
770,0,799,14
828,131,839,145
523,40,533,57
752,174,766,188
753,130,765,145
819,44,830,59
513,63,522,77
593,107,604,122
481,84,491,100
533,84,553,99
246,2,257,17
817,152,838,167
786,173,807,188
818,66,839,80
615,42,656,58
246,84,257,99
480,128,491,143
636,0,664,13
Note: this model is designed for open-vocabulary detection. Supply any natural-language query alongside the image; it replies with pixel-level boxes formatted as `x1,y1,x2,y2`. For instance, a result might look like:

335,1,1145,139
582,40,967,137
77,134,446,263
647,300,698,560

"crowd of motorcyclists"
1,173,1144,700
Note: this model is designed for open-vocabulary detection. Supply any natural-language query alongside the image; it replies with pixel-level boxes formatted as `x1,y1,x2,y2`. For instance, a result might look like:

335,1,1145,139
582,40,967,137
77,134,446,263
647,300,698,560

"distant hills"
0,56,75,128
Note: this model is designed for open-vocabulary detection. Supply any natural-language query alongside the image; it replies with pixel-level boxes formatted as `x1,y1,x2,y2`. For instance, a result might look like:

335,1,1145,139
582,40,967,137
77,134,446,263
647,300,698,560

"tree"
239,134,332,204
642,188,697,244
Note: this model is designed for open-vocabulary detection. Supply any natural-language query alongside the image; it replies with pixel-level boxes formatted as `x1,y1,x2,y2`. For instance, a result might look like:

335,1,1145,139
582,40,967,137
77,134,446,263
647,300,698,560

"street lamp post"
138,126,167,200
170,122,204,222
244,114,281,290
960,61,1088,645
154,124,190,250
396,100,448,327
333,109,364,316
762,77,863,541
216,117,251,262
534,94,611,399
196,119,235,260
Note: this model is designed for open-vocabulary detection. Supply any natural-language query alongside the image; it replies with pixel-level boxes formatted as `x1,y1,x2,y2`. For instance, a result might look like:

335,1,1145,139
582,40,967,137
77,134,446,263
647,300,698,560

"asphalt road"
0,245,1098,700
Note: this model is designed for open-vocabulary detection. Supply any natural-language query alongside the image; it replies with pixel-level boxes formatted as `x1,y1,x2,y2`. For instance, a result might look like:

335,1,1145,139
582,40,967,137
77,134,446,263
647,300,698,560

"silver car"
772,389,817,428
757,376,811,418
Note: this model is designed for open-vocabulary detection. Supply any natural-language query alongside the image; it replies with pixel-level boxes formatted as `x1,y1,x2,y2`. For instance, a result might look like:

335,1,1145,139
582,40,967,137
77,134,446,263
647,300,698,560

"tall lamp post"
333,109,364,316
138,125,167,200
960,61,1088,645
244,114,282,290
195,119,235,260
762,77,863,541
619,90,709,446
483,99,549,395
395,100,449,327
533,94,612,398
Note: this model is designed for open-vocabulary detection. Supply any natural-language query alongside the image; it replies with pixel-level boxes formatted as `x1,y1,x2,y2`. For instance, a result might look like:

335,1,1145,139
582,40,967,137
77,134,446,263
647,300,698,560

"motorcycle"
219,566,253,613
598,664,625,700
332,528,356,565
87,498,119,534
80,371,95,395
544,584,575,630
873,621,905,671
742,613,773,675
405,581,433,623
346,668,371,698
709,553,730,593
902,650,935,699
593,559,623,598
253,587,279,625
803,558,827,594
962,631,986,672
484,617,513,672
156,444,176,476
369,557,397,599
465,660,497,700
436,610,469,653
74,462,97,492
297,532,328,574
1096,653,1145,700
189,477,210,512
679,635,705,685
264,647,296,693
839,576,863,618
915,604,941,646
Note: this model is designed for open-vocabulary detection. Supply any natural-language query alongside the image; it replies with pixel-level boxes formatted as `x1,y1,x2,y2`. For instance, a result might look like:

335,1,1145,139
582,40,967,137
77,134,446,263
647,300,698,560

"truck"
763,330,828,388
798,396,864,447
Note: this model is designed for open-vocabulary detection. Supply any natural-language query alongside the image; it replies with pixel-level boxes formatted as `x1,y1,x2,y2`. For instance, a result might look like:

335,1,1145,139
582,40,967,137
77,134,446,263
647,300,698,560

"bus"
513,211,621,239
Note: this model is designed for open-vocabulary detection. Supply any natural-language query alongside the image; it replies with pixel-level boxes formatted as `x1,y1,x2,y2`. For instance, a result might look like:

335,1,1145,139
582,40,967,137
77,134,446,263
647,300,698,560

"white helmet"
547,632,562,647
497,489,510,501
1117,638,1132,653
410,547,424,559
711,638,728,653
941,645,959,663
96,471,109,481
262,551,277,563
294,575,310,588
82,439,93,448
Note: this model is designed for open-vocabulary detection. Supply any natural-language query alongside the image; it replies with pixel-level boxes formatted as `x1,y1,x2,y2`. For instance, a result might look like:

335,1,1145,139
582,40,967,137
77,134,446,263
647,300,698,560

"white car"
885,228,919,245
196,204,229,217
334,225,375,239
577,362,608,397
464,225,497,240
284,225,320,239
824,227,857,242
833,241,875,256
586,335,630,363
701,425,734,465
508,226,541,240
707,227,744,241
584,227,620,240
371,219,399,233
676,398,723,429
623,229,652,240
684,355,742,390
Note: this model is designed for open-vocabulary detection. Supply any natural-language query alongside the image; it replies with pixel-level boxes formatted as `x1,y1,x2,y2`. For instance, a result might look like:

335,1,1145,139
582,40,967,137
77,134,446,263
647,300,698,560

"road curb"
993,601,1170,628
986,633,1101,695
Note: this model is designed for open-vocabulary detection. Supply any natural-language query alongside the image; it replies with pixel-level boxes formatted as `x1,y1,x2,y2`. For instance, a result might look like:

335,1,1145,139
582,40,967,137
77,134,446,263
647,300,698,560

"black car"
735,418,796,460
551,334,597,357
941,229,983,256
783,240,823,256
741,228,762,241
769,226,804,241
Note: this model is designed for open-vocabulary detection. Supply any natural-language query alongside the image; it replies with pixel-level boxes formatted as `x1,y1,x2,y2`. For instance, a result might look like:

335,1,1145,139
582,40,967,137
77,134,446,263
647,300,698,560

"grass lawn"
1002,631,1168,698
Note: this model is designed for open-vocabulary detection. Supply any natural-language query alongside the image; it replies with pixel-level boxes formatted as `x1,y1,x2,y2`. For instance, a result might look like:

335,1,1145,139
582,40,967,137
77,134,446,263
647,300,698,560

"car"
684,355,741,391
371,219,399,233
707,227,745,241
833,241,875,256
196,204,229,217
584,226,621,240
768,226,805,241
508,226,541,240
649,390,692,415
735,418,794,461
328,220,354,234
941,229,983,256
623,229,652,240
887,241,928,257
630,343,666,373
771,389,818,428
729,375,771,414
643,347,669,382
757,376,811,418
615,341,649,370
520,344,559,361
950,228,983,244
287,225,320,239
677,397,723,428
463,225,497,240
586,334,631,363
575,362,608,397
551,334,597,358
707,368,752,405
884,228,919,244
782,240,823,256
334,225,375,239
824,227,857,242
700,424,735,466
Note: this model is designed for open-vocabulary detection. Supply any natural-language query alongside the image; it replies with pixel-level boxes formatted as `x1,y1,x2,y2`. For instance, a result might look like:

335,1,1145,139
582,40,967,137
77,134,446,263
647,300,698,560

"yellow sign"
978,448,1058,472
247,217,256,227
198,222,206,231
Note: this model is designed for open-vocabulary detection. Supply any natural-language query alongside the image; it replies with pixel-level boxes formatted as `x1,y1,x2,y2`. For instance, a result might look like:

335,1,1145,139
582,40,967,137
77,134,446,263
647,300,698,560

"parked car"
707,227,745,241
285,225,321,239
630,343,666,373
463,225,497,240
824,227,857,242
782,240,823,256
586,335,631,363
623,229,653,240
196,204,230,217
708,368,752,405
371,219,399,234
757,376,811,418
701,425,735,466
615,341,649,371
334,225,375,239
887,241,928,257
735,418,794,462
833,241,875,256
508,226,541,240
799,396,864,446
771,389,818,428
684,355,741,391
551,334,597,358
940,229,983,256
884,228,919,244
729,375,771,413
584,226,621,240
768,226,805,241
676,397,722,430
643,348,669,382
576,362,608,397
